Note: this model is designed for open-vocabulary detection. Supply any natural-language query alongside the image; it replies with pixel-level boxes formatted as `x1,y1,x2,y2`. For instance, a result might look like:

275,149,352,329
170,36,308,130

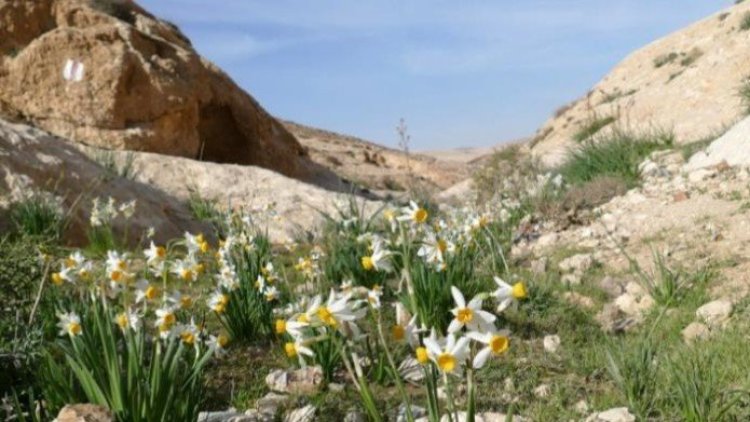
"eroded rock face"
0,0,335,186
0,117,209,245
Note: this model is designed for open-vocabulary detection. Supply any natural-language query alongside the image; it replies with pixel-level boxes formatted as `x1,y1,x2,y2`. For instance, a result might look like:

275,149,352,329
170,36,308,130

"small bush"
9,195,64,240
740,77,750,115
573,115,616,143
741,12,750,31
559,130,673,187
653,52,679,68
94,150,137,181
680,48,703,67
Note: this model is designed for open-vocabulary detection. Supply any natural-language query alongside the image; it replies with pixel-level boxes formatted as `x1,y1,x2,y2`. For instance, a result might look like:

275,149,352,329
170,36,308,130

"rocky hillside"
283,120,469,194
0,0,338,186
531,1,750,166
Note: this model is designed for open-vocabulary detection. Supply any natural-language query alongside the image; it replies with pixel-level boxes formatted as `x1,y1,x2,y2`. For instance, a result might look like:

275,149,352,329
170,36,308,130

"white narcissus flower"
154,306,177,337
448,286,497,334
275,318,308,338
115,309,142,332
172,258,196,283
135,279,159,303
207,334,229,356
361,243,393,273
492,276,528,312
398,201,429,225
468,330,511,369
423,332,470,374
417,231,454,265
118,200,136,219
316,290,363,329
57,311,82,337
208,291,229,314
264,286,279,302
105,250,131,284
284,338,315,366
177,320,201,346
392,303,420,347
167,290,194,310
367,285,383,309
144,242,167,268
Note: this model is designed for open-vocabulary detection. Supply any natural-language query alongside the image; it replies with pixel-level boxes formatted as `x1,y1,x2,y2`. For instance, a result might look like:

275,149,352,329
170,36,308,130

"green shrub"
605,337,659,420
9,196,64,240
740,77,750,115
665,348,745,422
559,130,673,187
187,189,224,230
0,237,57,397
653,52,678,68
573,115,616,143
216,226,276,343
741,12,750,31
41,297,213,421
680,48,703,67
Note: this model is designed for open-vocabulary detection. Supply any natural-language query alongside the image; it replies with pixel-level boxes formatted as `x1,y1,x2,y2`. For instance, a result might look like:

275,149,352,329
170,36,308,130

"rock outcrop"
530,1,750,166
0,0,337,186
686,116,750,170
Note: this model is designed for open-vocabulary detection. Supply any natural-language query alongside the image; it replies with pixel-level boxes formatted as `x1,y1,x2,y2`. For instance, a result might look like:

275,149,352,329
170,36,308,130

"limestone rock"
585,407,635,422
599,276,625,298
559,254,594,274
0,0,337,186
682,321,710,344
687,116,750,171
283,405,316,422
265,366,324,395
695,299,733,329
54,404,112,422
543,334,561,353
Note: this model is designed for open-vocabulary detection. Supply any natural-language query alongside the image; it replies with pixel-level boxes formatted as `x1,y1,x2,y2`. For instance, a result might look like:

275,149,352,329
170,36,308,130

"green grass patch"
573,115,616,143
9,195,64,240
740,77,750,115
741,12,750,31
559,130,674,187
654,52,678,68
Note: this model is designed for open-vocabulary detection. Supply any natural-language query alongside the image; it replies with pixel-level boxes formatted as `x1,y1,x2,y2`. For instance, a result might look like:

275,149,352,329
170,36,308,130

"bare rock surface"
0,0,337,187
0,117,208,244
54,404,113,422
686,116,750,171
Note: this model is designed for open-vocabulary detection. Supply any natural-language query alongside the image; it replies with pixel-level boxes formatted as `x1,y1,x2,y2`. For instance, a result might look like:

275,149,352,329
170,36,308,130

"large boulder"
0,117,209,245
0,0,336,186
686,116,750,170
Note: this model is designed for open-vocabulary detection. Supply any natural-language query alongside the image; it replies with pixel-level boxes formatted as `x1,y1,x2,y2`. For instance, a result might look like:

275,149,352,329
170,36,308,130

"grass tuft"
653,52,678,68
559,130,673,187
740,76,750,115
741,12,750,31
573,115,616,143
9,196,64,240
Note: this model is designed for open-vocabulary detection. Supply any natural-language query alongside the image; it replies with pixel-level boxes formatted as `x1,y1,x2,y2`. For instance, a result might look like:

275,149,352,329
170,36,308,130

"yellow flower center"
275,319,287,335
437,353,457,372
199,241,210,254
156,246,166,258
317,307,337,327
218,334,229,348
162,313,176,327
180,331,195,345
110,270,123,282
145,286,158,300
416,347,429,364
456,308,474,324
384,209,396,221
180,296,193,309
194,263,206,274
512,282,527,299
489,335,510,355
116,313,129,329
68,322,82,336
117,260,127,271
284,342,297,358
392,325,406,341
180,269,194,282
79,269,90,280
65,258,76,268
437,239,448,253
414,208,428,224
51,272,64,286
196,234,205,244
361,256,375,271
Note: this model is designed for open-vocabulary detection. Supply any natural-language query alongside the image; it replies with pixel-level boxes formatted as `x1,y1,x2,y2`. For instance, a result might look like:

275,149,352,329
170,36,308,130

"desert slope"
531,1,750,166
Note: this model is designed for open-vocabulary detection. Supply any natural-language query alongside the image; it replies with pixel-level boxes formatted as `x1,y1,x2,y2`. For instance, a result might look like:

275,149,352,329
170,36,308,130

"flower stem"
375,313,415,422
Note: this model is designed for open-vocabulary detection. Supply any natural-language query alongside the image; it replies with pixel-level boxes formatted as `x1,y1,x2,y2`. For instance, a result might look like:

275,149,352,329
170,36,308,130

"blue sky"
139,1,727,150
